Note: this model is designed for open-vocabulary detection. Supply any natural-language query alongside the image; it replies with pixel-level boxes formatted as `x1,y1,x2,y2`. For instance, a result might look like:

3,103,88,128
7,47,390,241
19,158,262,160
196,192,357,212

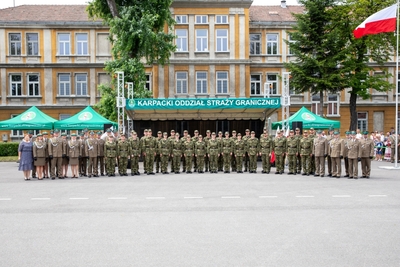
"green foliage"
87,0,176,119
0,142,19,156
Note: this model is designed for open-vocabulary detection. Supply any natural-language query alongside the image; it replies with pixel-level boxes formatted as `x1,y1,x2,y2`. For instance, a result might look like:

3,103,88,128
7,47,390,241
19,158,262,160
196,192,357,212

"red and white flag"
353,4,397,39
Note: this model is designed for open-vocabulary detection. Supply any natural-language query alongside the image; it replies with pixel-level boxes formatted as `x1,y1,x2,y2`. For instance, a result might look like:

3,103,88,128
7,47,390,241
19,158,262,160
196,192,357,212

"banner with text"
126,98,281,110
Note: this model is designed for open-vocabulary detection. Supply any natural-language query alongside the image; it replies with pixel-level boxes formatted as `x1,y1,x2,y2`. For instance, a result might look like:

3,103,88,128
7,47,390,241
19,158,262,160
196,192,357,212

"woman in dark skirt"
18,134,34,180
33,133,46,180
67,133,80,178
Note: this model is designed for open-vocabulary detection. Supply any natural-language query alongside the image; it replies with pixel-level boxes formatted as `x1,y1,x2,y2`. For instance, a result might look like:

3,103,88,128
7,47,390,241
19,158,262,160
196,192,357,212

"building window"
11,115,23,137
311,94,321,115
75,74,87,96
267,74,278,95
250,34,261,55
195,15,208,24
175,15,188,24
145,74,152,91
196,29,208,52
27,74,39,96
357,112,368,132
176,72,188,94
196,72,208,94
58,74,71,96
176,29,188,52
216,72,228,94
216,15,228,24
10,74,22,96
250,74,261,95
266,33,278,55
9,33,21,56
58,33,70,55
26,33,39,56
97,73,111,97
288,33,295,55
76,33,88,55
59,114,71,135
327,94,339,116
216,29,228,52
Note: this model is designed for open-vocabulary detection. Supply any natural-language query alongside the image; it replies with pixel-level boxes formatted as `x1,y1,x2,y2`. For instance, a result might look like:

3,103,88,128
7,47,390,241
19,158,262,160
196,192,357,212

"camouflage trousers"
105,156,116,175
172,154,181,173
218,154,223,171
249,154,257,172
161,154,169,173
118,157,128,174
236,155,244,172
184,152,193,172
131,156,140,174
204,155,209,171
209,154,219,172
145,151,155,173
231,152,236,171
261,153,271,172
301,155,311,174
196,155,205,172
155,153,161,172
287,154,297,173
223,153,231,171
275,153,285,173
244,152,249,171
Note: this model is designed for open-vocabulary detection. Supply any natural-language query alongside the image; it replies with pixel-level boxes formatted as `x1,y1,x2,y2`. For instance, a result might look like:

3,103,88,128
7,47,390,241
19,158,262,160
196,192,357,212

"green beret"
54,129,60,134
345,131,350,135
363,131,369,135
334,131,340,135
317,130,322,134
36,133,42,137
71,133,77,137
351,131,356,135
97,131,102,135
61,133,67,136
42,132,48,135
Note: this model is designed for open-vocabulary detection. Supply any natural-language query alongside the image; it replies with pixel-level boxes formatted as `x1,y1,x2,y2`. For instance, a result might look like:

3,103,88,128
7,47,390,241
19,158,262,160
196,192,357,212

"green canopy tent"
54,106,118,130
271,106,340,130
0,106,57,130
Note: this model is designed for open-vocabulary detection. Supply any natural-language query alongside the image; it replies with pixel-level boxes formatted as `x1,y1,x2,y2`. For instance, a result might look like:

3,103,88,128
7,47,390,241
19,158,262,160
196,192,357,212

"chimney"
281,0,287,8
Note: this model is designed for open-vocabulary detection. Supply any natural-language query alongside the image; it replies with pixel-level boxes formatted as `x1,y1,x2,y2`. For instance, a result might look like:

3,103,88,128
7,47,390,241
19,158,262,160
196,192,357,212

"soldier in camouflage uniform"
242,129,251,172
308,128,316,175
104,135,117,176
171,133,183,173
183,135,195,173
203,130,211,172
154,131,163,173
222,131,233,173
168,130,176,172
207,132,221,173
294,128,302,174
274,130,287,174
117,133,131,176
326,128,334,176
234,133,246,173
286,130,299,175
86,131,99,178
192,130,199,172
230,130,237,172
143,129,157,175
312,130,328,177
97,132,105,176
217,131,224,171
259,129,273,174
299,130,313,175
195,135,207,173
180,130,189,172
140,129,148,173
129,131,141,175
158,132,171,174
328,131,343,178
246,131,259,173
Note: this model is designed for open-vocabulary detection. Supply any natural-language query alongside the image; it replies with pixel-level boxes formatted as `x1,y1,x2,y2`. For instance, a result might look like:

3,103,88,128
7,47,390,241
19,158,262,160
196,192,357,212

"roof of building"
0,5,102,25
250,5,304,23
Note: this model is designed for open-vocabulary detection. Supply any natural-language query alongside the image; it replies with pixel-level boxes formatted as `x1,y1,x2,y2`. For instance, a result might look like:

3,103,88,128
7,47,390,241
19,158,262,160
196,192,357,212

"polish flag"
353,4,397,39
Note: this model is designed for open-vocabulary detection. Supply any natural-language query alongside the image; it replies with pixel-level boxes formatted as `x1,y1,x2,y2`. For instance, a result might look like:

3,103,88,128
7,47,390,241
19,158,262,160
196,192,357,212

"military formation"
27,127,381,179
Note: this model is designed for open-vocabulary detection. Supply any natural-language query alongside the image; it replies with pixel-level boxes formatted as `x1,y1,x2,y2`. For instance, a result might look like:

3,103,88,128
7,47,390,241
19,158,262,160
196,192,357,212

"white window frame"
266,73,278,95
175,15,188,24
26,33,39,56
311,94,321,115
196,72,208,94
327,94,340,116
176,29,188,52
58,74,71,96
176,72,188,94
357,112,368,132
9,33,21,56
27,74,40,96
288,33,295,55
216,15,228,24
145,74,152,91
58,33,70,56
196,29,208,52
266,33,279,55
216,29,228,52
10,74,22,96
59,114,71,135
250,74,262,95
195,15,208,24
10,114,23,137
76,33,88,55
250,33,261,55
75,74,87,96
216,71,228,94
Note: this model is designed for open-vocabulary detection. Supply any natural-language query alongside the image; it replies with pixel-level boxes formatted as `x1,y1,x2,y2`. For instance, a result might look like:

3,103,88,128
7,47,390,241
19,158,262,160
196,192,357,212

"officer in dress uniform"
286,130,299,175
259,129,273,174
32,133,46,180
79,132,88,177
343,131,351,177
360,131,374,178
247,131,259,173
104,135,117,176
158,132,171,174
274,130,286,174
309,128,316,175
86,131,99,178
183,135,195,173
129,131,141,175
42,131,50,178
347,131,362,179
234,133,246,173
328,131,344,178
222,131,233,173
97,132,105,176
312,130,328,177
242,129,251,172
299,130,313,175
326,128,334,177
203,130,211,172
207,132,220,173
48,129,65,179
67,133,80,178
117,133,131,176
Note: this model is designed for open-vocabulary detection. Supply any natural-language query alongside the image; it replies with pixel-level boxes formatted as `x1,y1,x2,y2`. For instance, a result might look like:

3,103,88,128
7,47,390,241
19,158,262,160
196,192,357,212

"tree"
87,0,176,121
285,0,348,117
334,0,396,130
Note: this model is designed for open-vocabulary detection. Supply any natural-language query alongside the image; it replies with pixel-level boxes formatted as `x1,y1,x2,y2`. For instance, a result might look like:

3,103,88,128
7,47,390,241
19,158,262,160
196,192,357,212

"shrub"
0,142,19,156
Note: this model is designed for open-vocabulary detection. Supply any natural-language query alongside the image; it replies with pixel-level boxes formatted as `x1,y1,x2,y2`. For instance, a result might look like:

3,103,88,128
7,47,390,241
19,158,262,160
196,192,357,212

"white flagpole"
395,0,399,168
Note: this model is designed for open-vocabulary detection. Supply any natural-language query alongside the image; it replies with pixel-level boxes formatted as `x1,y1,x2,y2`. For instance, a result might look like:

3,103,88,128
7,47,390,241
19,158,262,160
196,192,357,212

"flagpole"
396,0,399,168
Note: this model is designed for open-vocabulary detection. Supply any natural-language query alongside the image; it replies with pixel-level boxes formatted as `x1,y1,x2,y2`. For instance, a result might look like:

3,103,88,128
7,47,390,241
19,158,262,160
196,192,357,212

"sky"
0,0,300,9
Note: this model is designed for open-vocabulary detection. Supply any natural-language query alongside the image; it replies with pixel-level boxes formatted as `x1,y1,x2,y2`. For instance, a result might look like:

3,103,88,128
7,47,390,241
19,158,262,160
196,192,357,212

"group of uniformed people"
29,126,377,179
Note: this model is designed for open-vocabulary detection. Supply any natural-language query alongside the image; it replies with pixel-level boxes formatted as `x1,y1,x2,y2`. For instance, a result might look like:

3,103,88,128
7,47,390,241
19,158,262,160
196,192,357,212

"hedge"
0,142,19,156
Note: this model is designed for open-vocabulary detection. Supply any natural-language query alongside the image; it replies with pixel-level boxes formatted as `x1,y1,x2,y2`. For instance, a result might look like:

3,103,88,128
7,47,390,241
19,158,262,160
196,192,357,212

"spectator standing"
18,134,34,180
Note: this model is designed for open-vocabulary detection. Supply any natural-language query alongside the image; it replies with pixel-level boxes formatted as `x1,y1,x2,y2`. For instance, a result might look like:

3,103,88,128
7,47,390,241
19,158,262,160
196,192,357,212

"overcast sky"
0,0,300,9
